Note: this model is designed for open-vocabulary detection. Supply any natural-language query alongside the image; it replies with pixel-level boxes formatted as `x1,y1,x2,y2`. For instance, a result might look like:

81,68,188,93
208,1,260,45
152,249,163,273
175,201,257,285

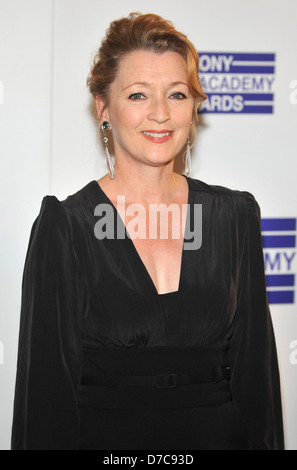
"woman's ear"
95,95,110,123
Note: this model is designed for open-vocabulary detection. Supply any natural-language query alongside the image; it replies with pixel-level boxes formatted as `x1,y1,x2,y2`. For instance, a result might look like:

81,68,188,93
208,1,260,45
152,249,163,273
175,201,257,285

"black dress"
11,177,284,450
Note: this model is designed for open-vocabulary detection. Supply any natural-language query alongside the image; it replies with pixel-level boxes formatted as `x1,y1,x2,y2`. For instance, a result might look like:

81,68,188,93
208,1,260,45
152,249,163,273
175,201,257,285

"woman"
12,12,284,450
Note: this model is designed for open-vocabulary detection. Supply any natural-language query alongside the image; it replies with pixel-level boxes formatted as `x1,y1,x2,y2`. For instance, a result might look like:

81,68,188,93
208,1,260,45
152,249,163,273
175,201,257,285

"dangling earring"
185,137,191,177
101,121,115,180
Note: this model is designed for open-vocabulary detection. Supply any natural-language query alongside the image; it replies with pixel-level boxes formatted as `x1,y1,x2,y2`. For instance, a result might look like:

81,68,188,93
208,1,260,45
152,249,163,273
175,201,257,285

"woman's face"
97,50,194,170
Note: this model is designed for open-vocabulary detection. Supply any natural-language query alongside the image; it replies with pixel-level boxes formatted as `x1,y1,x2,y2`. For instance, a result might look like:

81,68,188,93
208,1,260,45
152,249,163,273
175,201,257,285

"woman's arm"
12,196,82,450
229,193,284,450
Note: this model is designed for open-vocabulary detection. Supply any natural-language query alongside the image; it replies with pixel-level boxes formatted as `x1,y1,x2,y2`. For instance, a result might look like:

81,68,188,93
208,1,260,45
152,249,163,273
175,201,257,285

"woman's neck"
99,158,186,206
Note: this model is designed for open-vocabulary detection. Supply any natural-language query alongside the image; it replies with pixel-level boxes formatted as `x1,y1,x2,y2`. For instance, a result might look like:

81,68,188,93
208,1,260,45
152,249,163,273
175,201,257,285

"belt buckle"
156,373,177,389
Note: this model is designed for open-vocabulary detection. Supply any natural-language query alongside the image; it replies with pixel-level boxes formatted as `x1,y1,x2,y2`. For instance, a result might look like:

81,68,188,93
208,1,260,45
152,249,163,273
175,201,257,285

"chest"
123,203,187,295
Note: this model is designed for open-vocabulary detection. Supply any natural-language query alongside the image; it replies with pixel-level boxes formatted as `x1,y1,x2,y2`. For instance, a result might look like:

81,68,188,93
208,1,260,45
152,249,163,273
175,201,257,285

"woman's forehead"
114,50,189,87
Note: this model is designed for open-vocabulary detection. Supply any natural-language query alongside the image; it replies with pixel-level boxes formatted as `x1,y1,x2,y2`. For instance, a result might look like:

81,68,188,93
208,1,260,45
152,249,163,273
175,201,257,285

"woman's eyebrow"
123,81,189,90
123,81,151,90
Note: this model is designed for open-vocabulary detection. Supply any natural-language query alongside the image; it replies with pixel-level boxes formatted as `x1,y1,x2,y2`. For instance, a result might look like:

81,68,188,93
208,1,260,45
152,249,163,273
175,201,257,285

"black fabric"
11,176,284,450
78,344,232,409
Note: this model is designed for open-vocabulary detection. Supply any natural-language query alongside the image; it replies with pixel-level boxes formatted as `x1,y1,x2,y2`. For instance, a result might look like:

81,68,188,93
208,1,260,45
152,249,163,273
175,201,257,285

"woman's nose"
147,97,170,123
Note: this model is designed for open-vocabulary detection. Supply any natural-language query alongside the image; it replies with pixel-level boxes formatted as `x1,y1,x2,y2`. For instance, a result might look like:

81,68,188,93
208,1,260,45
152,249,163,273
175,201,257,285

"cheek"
118,101,145,123
124,106,146,128
113,108,146,142
172,103,194,126
175,114,193,138
111,110,144,148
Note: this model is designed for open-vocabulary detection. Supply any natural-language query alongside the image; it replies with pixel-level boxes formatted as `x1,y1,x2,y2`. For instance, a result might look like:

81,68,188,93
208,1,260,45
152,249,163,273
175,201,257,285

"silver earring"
185,137,191,177
101,121,115,180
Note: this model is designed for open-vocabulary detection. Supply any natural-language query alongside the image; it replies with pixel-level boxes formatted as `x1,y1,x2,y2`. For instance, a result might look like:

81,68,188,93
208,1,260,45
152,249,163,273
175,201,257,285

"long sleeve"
11,196,82,450
229,193,284,450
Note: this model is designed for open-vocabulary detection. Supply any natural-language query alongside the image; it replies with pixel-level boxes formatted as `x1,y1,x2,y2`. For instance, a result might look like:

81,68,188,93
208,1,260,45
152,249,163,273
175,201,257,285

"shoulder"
188,176,254,200
187,177,263,246
61,180,103,208
26,181,100,262
187,177,260,218
31,181,101,240
37,180,101,220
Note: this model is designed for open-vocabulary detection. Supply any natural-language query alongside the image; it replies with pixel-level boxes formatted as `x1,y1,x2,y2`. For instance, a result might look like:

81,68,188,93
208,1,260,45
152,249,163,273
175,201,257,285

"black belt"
81,365,231,389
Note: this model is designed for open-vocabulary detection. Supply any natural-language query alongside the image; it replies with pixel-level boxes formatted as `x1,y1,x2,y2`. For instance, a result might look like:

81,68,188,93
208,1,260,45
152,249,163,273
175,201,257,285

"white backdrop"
1,0,296,450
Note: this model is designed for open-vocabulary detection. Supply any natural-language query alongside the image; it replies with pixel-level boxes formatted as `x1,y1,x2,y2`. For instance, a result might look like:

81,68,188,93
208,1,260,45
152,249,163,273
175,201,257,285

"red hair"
87,12,207,138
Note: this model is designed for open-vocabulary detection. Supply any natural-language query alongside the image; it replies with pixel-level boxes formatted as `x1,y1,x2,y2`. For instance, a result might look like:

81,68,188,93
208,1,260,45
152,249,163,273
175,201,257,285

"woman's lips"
141,130,174,143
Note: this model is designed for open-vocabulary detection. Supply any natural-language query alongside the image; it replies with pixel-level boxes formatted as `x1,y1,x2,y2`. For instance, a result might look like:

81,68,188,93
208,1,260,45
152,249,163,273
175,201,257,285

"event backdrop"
0,0,296,450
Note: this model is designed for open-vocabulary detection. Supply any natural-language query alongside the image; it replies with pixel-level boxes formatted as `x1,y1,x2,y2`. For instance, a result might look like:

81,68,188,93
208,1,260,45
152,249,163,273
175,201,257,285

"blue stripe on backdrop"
199,53,276,61
228,66,275,74
204,93,274,101
201,106,274,114
266,274,295,287
261,218,297,231
267,291,295,304
240,94,273,101
262,235,296,248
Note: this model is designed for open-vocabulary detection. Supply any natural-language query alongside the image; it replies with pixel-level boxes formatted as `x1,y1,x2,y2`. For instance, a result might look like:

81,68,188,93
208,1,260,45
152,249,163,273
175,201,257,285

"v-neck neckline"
94,175,191,297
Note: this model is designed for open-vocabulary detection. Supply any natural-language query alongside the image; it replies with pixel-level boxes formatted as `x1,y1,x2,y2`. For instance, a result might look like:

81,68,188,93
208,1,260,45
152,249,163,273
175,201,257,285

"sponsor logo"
262,218,296,304
199,52,276,114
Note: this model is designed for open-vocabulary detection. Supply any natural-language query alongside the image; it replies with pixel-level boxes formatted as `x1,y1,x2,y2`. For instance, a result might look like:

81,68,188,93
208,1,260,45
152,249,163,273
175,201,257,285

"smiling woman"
12,12,284,450
95,50,194,171
87,13,206,136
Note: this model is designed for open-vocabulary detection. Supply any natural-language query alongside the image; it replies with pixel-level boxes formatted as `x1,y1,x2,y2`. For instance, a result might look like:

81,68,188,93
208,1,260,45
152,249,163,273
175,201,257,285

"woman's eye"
128,93,146,100
170,92,187,100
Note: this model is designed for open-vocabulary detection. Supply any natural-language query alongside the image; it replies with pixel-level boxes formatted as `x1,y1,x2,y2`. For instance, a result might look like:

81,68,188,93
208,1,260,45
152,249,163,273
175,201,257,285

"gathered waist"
78,343,232,410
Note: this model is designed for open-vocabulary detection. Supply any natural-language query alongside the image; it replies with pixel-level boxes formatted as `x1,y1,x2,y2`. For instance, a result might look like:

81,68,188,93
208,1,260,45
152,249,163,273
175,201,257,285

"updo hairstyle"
87,12,206,141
